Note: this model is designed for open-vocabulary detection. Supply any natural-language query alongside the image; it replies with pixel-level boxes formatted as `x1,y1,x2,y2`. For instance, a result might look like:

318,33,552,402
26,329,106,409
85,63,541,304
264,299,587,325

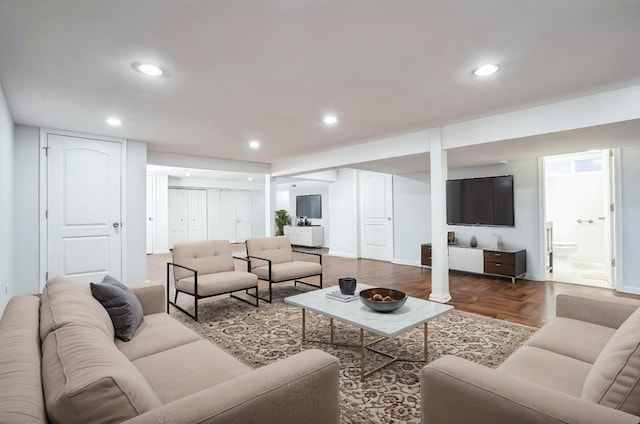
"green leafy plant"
274,209,291,235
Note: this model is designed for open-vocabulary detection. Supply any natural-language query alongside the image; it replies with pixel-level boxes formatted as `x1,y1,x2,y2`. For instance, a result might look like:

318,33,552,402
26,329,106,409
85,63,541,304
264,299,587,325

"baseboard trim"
392,259,422,267
328,250,357,259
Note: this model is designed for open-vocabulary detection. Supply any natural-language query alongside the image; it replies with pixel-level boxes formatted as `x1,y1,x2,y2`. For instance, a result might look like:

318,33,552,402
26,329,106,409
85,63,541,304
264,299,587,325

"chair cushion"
246,236,294,265
582,307,640,415
172,240,235,281
525,317,616,364
115,313,202,361
498,346,591,397
0,296,47,424
41,322,162,424
133,340,251,404
176,271,258,297
40,277,115,341
252,261,322,283
90,275,144,341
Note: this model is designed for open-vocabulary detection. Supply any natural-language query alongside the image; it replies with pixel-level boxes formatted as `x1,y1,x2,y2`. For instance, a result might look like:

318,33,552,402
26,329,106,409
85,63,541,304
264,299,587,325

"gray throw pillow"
90,275,144,341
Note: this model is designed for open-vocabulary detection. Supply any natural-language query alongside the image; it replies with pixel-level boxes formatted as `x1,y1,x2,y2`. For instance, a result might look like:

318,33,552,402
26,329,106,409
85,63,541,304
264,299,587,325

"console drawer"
484,262,515,276
483,250,515,265
421,244,432,266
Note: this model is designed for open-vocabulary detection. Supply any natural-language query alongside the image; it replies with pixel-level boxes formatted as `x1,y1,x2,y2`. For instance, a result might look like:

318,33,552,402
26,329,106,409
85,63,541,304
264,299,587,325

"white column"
429,128,451,303
264,174,277,236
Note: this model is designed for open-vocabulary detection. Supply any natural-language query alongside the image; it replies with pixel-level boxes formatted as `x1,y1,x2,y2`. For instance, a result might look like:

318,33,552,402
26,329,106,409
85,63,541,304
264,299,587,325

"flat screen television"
296,194,322,218
446,175,514,226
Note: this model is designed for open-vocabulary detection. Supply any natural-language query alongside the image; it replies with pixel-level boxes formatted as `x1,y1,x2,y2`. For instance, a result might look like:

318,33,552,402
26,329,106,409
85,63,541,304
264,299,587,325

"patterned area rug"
171,286,537,423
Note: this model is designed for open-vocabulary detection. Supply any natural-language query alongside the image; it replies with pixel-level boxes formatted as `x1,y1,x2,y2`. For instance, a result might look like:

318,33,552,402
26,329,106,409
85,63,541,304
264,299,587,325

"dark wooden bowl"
359,288,407,313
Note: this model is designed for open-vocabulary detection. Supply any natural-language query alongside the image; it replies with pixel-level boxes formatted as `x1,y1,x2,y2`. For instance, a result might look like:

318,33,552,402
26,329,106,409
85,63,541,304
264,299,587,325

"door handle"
113,222,120,228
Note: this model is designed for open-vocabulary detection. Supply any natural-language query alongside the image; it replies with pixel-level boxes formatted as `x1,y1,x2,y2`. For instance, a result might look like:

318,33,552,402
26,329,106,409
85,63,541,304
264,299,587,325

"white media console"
421,243,526,283
284,225,324,248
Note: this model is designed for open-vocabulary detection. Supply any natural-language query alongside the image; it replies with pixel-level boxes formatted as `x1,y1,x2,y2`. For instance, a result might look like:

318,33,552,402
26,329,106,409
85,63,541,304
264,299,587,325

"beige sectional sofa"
422,294,640,424
0,277,340,424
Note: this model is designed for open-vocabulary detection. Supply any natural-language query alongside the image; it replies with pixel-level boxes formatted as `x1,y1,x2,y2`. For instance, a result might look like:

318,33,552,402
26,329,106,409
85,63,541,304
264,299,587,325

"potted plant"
274,209,291,236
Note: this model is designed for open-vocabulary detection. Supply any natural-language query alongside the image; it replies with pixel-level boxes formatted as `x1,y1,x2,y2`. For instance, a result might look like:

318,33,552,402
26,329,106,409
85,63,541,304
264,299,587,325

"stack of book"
326,291,359,302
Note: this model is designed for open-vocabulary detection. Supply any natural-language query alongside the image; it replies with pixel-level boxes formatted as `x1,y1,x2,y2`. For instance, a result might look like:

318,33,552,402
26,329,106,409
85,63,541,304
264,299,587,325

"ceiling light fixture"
473,64,500,77
249,140,260,149
248,177,254,181
106,117,122,126
132,63,166,77
323,115,338,125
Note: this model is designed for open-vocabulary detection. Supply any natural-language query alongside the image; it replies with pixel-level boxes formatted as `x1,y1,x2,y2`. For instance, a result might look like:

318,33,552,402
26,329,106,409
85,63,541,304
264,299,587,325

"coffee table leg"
360,328,365,381
330,318,334,344
424,322,428,361
302,308,306,341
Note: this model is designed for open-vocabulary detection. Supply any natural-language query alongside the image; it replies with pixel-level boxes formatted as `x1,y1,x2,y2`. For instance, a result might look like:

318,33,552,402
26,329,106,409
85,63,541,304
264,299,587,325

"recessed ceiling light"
500,160,509,164
132,63,166,77
106,117,122,126
323,115,338,125
473,64,500,77
248,177,254,181
249,140,260,149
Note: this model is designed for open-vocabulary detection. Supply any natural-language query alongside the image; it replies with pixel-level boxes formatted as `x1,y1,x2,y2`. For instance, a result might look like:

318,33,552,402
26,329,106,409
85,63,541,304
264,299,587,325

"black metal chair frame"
166,256,258,321
245,249,323,303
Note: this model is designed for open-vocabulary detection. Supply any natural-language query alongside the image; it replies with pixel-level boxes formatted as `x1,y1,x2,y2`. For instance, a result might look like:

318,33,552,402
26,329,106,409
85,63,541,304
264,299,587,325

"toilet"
553,242,578,260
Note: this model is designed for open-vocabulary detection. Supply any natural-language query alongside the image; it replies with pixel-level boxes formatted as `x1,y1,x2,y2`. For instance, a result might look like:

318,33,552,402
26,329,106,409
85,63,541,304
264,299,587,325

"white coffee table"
284,284,454,380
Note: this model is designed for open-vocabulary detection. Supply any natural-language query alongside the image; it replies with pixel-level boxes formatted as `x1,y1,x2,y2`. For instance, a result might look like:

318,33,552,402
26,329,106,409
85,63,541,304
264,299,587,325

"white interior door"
220,190,238,242
146,175,154,254
46,134,122,283
168,188,188,247
235,191,252,242
187,189,207,241
359,171,394,261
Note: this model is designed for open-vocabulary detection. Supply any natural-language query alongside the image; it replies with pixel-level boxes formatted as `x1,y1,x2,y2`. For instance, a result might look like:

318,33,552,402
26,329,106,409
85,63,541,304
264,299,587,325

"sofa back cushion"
246,236,293,266
41,322,162,424
172,240,235,282
0,295,47,424
582,306,640,415
40,277,115,341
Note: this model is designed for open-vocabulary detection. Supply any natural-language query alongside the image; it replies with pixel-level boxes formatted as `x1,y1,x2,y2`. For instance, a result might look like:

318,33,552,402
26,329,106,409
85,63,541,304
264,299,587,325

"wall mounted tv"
446,175,514,226
296,194,322,218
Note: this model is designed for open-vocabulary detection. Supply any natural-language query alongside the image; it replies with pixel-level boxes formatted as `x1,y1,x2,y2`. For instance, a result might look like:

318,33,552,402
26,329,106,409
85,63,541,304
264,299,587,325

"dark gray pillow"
90,275,144,341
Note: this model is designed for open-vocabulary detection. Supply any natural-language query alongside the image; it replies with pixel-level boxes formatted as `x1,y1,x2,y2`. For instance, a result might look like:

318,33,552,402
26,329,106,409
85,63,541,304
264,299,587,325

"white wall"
0,83,14,314
393,172,431,265
13,125,40,296
125,140,148,283
620,145,640,294
328,170,358,257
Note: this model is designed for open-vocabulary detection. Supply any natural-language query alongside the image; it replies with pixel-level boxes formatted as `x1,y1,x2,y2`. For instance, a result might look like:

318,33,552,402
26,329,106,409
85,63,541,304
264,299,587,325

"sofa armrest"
556,294,640,329
421,355,639,424
129,282,166,315
123,349,340,424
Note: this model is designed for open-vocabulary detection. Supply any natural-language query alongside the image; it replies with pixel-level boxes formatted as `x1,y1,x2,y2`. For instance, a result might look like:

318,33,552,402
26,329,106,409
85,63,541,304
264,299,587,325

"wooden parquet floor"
148,252,640,328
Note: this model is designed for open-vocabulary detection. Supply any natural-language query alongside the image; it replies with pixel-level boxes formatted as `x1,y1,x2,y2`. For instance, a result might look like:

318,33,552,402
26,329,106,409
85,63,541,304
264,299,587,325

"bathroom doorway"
544,150,615,288
543,150,615,288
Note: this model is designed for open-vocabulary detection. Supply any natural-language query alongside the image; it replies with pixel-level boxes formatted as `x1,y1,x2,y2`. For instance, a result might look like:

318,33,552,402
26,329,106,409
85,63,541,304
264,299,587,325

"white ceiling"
2,1,640,171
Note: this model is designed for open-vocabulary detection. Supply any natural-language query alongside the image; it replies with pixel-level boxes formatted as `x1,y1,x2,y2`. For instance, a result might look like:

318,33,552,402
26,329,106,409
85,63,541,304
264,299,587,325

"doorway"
543,150,615,288
359,170,394,261
42,131,124,287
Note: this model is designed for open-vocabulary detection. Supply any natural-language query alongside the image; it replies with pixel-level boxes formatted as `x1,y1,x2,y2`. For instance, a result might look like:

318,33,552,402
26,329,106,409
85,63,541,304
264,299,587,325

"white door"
359,171,394,261
604,149,616,287
236,191,252,242
46,134,122,284
187,189,207,241
220,190,238,242
146,175,154,254
168,188,188,247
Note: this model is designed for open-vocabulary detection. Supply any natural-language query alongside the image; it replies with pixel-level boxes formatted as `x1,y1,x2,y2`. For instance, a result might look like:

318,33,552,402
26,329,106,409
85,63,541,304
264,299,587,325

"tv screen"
296,194,322,218
446,175,514,226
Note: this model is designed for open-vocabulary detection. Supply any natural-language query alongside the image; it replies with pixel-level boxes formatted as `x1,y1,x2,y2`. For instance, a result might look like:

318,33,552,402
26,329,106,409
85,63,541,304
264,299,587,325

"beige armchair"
168,240,259,320
421,294,640,424
245,236,322,303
